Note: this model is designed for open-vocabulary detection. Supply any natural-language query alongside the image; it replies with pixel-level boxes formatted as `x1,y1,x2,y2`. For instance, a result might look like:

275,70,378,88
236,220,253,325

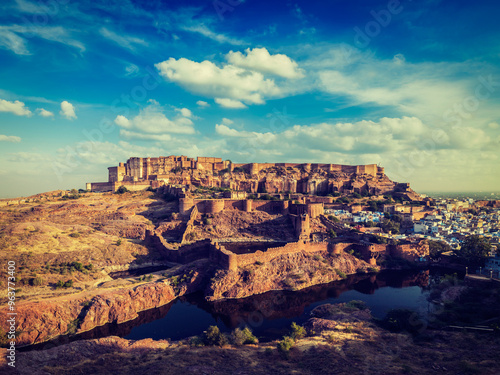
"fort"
144,229,429,271
84,155,425,271
85,155,404,196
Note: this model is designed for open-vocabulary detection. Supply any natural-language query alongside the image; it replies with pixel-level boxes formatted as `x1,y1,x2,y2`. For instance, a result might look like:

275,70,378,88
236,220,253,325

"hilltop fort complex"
83,155,427,273
87,155,417,198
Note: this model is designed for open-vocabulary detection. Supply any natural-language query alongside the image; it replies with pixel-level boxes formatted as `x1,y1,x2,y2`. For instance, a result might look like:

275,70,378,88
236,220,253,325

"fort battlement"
144,227,429,272
87,155,386,193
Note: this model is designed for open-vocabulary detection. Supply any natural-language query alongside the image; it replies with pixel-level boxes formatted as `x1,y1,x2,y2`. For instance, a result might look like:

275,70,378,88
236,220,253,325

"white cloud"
177,108,193,118
488,122,499,129
99,27,147,51
114,103,195,135
0,28,29,55
222,118,233,125
196,100,210,108
215,98,247,109
60,101,76,120
311,44,487,127
156,57,281,106
0,134,21,142
0,25,84,55
226,47,304,78
215,124,251,137
114,115,131,128
37,108,54,117
182,24,246,46
0,98,32,116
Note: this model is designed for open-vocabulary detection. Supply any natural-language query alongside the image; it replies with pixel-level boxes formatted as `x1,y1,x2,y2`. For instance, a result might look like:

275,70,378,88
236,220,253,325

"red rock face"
147,166,417,197
0,265,208,346
206,251,371,301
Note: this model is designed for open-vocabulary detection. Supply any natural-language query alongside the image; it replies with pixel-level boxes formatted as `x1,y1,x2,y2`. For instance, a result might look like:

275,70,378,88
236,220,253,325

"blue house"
485,252,500,278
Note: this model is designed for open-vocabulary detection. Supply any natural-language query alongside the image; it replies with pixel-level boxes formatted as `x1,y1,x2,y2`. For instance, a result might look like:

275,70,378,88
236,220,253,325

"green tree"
368,200,379,212
458,235,491,268
380,218,400,234
428,240,451,260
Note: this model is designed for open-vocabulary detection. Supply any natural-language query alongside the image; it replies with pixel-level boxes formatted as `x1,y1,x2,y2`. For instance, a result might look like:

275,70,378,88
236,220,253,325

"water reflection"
24,269,434,351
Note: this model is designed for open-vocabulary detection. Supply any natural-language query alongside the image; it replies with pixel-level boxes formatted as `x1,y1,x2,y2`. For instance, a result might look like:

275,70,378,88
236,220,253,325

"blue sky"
0,0,499,198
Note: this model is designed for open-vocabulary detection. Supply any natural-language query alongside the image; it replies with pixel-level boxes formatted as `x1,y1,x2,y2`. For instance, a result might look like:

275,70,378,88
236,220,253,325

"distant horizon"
2,183,499,201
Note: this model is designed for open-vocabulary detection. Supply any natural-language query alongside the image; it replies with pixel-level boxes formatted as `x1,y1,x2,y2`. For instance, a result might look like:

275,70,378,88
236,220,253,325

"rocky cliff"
165,166,417,197
206,250,372,301
0,261,209,346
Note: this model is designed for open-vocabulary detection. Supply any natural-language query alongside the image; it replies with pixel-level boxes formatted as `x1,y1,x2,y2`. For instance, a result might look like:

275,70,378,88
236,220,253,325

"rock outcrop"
0,262,209,346
206,251,371,301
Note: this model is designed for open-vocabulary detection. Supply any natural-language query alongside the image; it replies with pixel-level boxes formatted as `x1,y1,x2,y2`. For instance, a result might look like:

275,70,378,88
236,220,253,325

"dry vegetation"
0,191,177,302
5,302,499,375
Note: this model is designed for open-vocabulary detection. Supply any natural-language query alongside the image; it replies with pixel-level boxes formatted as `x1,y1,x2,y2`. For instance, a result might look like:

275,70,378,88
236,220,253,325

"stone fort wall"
179,197,323,218
145,227,428,271
104,156,385,185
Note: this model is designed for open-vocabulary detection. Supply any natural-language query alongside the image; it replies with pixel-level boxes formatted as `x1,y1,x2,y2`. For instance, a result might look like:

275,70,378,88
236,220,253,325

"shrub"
56,279,73,289
326,333,338,344
67,318,80,335
115,186,129,194
231,327,258,346
73,262,83,271
63,280,73,288
189,336,205,347
380,309,424,335
69,232,80,238
277,336,294,359
116,239,122,246
202,326,227,346
345,300,368,311
31,276,44,286
290,322,306,341
335,269,347,279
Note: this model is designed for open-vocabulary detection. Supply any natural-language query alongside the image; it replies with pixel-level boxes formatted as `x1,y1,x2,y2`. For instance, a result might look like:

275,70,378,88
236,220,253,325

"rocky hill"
165,165,419,198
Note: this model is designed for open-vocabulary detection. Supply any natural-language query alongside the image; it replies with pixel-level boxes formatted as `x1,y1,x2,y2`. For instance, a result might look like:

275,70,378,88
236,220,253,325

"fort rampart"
179,198,316,217
88,155,387,192
145,225,427,272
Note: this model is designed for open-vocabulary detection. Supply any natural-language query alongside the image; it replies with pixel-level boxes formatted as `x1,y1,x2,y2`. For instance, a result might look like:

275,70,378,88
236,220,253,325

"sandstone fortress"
84,155,427,270
86,155,414,197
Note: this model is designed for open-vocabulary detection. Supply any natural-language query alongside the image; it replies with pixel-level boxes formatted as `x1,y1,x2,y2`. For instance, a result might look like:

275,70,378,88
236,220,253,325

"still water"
76,268,436,343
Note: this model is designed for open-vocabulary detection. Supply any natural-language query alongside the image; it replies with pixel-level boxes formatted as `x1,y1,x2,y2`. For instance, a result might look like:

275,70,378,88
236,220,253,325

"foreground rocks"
0,261,210,346
3,302,499,375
